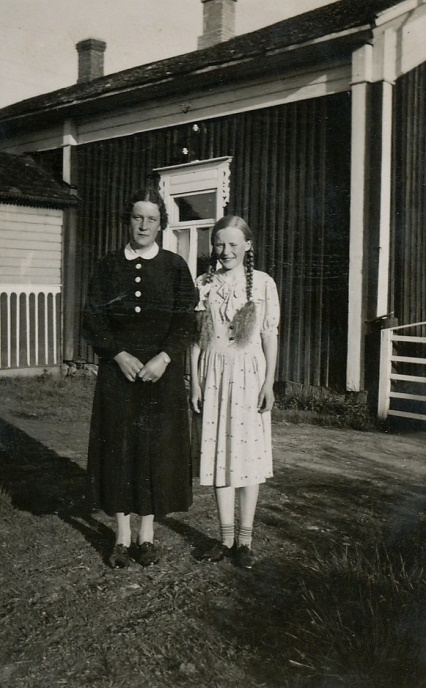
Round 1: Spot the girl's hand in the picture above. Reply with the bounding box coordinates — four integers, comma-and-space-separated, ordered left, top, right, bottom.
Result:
114, 351, 144, 382
257, 383, 275, 413
190, 383, 203, 414
138, 353, 170, 383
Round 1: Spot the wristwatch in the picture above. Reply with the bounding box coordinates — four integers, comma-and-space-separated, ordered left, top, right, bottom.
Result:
161, 352, 171, 364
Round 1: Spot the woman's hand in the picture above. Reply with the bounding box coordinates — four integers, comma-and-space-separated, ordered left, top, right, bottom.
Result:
137, 353, 169, 383
114, 351, 144, 382
257, 382, 275, 413
190, 382, 203, 414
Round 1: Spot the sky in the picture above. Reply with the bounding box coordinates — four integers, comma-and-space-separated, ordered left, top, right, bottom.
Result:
0, 0, 339, 109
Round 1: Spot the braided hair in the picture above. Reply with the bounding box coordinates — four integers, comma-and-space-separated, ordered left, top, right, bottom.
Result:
198, 215, 257, 347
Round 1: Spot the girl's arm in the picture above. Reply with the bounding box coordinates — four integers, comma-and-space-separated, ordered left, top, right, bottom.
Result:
190, 342, 203, 413
258, 332, 278, 413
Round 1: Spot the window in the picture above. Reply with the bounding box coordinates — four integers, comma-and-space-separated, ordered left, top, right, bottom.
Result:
156, 157, 232, 278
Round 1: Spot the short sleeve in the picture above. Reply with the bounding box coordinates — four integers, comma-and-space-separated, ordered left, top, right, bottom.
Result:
260, 274, 280, 336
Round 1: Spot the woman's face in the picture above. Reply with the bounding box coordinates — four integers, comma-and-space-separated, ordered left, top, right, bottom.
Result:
129, 201, 161, 250
213, 226, 251, 272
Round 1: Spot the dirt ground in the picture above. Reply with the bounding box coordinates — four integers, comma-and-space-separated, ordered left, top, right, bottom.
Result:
1, 396, 425, 569
2, 400, 425, 496
1, 385, 426, 688
1, 397, 425, 553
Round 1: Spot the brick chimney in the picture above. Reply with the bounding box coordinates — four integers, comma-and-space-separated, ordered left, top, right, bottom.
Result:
198, 0, 237, 50
76, 38, 107, 83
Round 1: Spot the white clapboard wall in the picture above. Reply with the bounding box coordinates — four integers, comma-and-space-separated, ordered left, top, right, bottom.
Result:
0, 204, 62, 370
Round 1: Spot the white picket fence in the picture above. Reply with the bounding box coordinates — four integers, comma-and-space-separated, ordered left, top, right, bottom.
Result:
0, 285, 61, 370
377, 321, 426, 422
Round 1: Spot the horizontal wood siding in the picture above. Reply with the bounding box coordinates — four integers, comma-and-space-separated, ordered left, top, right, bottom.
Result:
0, 205, 63, 285
0, 205, 63, 369
75, 93, 351, 387
391, 63, 426, 332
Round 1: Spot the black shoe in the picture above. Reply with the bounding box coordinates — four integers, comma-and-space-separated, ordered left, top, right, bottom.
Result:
108, 543, 130, 569
202, 541, 234, 562
235, 545, 255, 569
137, 541, 160, 567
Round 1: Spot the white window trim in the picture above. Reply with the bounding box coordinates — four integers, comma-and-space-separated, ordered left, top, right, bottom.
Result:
155, 157, 232, 278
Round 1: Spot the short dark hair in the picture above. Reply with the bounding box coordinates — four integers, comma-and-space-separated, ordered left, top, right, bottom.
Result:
123, 187, 168, 230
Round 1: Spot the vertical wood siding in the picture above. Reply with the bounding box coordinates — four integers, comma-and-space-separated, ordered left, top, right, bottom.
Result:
391, 63, 426, 334
75, 93, 351, 387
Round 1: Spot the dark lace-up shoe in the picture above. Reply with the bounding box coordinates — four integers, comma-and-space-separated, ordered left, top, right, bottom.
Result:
108, 543, 130, 569
202, 541, 235, 562
137, 542, 160, 567
235, 545, 255, 569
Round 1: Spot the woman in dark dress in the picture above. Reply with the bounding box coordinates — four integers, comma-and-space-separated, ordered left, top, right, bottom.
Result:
83, 187, 197, 568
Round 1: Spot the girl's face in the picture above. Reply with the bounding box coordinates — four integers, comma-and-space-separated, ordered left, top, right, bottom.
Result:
213, 226, 251, 272
129, 201, 161, 250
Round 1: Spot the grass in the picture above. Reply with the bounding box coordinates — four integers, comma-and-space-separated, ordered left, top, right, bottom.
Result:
0, 373, 375, 430
287, 543, 426, 687
0, 375, 425, 687
274, 384, 376, 431
0, 373, 95, 421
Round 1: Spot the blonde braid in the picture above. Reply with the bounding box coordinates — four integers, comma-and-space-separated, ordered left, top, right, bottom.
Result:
196, 247, 216, 347
230, 248, 256, 347
245, 248, 254, 302
205, 247, 217, 284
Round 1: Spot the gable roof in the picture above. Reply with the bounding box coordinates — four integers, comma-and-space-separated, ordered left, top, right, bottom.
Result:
0, 153, 78, 207
0, 0, 404, 129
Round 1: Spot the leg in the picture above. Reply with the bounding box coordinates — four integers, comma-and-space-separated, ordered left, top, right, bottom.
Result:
215, 485, 236, 548
237, 483, 259, 545
136, 514, 159, 567
116, 512, 131, 546
108, 512, 131, 568
137, 514, 155, 545
203, 486, 235, 561
235, 483, 260, 569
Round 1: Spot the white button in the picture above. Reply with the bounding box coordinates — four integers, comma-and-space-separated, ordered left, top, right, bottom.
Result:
135, 306, 141, 313
135, 291, 141, 297
135, 276, 141, 283
136, 263, 142, 270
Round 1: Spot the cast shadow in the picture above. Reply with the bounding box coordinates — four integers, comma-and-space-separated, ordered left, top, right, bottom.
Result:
0, 415, 112, 563
161, 514, 214, 560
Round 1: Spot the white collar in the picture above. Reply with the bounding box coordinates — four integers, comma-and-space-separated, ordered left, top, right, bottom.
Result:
124, 242, 159, 260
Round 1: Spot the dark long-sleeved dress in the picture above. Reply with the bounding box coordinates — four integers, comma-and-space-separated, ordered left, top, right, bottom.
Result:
82, 247, 197, 517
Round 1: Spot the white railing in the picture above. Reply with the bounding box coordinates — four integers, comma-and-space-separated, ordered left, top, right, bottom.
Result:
377, 321, 426, 422
0, 285, 61, 370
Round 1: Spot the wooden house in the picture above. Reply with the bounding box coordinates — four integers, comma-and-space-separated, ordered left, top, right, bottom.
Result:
0, 153, 76, 375
0, 0, 424, 408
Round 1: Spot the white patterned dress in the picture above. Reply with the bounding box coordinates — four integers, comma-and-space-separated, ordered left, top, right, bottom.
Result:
193, 269, 280, 487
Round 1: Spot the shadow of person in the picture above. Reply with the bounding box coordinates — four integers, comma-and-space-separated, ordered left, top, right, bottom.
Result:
161, 514, 214, 560
0, 415, 112, 563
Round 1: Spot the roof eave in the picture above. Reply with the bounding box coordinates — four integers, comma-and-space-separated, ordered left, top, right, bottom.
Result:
0, 24, 373, 135
0, 192, 78, 208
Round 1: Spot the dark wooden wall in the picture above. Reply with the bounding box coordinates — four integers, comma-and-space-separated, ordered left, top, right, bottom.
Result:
391, 62, 426, 333
72, 92, 351, 387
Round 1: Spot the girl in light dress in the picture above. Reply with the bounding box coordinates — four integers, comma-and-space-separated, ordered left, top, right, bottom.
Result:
190, 215, 280, 569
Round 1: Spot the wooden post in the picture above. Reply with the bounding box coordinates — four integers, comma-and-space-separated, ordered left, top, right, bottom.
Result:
373, 31, 396, 318
346, 45, 373, 392
62, 120, 78, 361
377, 327, 393, 419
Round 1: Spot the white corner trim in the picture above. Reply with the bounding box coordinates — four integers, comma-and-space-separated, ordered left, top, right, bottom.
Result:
376, 81, 393, 318
374, 0, 426, 26
347, 81, 369, 392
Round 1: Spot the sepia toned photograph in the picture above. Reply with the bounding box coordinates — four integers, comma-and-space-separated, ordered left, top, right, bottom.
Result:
0, 1, 425, 686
